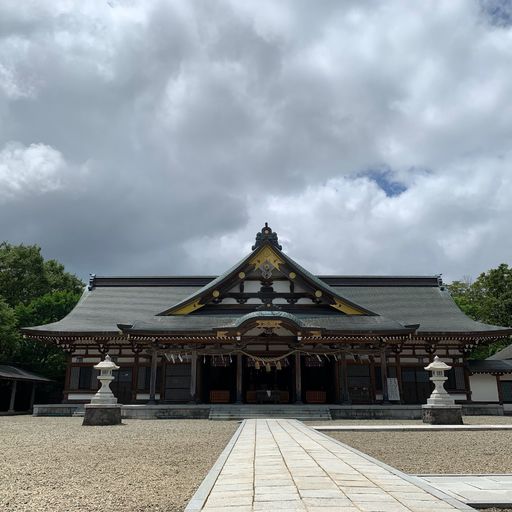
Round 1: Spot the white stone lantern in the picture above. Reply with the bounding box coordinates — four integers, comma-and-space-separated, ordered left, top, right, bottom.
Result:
422, 355, 462, 424
424, 356, 454, 406
90, 354, 120, 405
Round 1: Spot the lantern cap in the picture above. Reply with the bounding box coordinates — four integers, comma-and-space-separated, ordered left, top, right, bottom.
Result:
424, 355, 451, 372
94, 354, 120, 370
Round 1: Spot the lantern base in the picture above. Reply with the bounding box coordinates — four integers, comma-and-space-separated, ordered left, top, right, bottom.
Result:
82, 404, 122, 426
422, 404, 462, 425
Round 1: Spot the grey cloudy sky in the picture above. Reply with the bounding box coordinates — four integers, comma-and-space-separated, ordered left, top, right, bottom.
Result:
1, 0, 511, 282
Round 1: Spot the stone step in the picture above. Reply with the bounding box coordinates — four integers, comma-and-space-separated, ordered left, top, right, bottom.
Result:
209, 405, 332, 420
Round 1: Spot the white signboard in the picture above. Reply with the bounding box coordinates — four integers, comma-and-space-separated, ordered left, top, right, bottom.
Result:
387, 377, 400, 401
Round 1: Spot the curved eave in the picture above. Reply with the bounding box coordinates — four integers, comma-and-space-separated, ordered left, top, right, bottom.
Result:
117, 327, 414, 339
321, 328, 416, 337
21, 327, 122, 339
412, 329, 512, 339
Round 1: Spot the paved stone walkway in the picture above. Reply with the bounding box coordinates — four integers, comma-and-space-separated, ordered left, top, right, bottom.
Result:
186, 419, 473, 511
313, 424, 512, 432
417, 475, 512, 508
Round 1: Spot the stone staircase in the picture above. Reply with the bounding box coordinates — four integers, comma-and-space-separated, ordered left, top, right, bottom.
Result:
208, 404, 332, 421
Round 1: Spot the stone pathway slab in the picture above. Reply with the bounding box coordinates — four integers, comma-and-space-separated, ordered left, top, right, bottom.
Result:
417, 474, 512, 507
186, 419, 474, 511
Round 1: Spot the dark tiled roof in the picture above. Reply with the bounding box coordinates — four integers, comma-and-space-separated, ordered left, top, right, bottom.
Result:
23, 286, 198, 334
333, 286, 508, 334
487, 344, 512, 360
468, 360, 512, 374
22, 280, 512, 337
0, 365, 51, 382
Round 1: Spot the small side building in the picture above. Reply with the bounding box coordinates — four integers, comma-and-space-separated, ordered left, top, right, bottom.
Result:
0, 365, 51, 414
468, 346, 512, 414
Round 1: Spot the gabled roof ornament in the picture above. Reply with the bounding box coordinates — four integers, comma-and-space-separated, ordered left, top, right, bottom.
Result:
252, 222, 282, 251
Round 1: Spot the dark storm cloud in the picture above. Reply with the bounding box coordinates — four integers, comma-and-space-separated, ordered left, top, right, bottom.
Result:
0, 0, 511, 282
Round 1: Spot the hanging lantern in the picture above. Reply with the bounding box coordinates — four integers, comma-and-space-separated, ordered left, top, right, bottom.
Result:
265, 363, 271, 372
255, 360, 261, 370
276, 361, 282, 370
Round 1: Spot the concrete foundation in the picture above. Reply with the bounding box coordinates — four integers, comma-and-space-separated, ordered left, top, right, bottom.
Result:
33, 402, 504, 420
82, 404, 122, 426
422, 405, 463, 425
462, 403, 504, 416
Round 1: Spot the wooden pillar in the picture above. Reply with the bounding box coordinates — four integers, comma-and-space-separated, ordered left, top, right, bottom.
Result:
334, 358, 341, 403
8, 380, 17, 412
340, 352, 351, 404
64, 352, 72, 402
132, 354, 139, 403
190, 350, 198, 403
148, 347, 158, 404
463, 355, 472, 402
236, 354, 243, 403
197, 355, 203, 403
294, 352, 302, 403
395, 352, 404, 404
29, 383, 36, 412
369, 357, 376, 404
380, 347, 389, 403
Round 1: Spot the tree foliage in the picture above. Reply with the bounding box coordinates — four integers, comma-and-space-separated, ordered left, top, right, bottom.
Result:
0, 297, 20, 362
448, 263, 512, 359
0, 243, 83, 380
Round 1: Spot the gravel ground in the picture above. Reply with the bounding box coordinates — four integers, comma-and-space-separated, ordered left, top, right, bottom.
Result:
327, 429, 512, 474
0, 416, 236, 512
307, 415, 512, 425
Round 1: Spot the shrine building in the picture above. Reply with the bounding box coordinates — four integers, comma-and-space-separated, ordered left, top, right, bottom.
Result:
22, 224, 512, 408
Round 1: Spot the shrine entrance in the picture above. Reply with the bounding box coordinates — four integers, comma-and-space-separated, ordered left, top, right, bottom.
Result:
243, 356, 293, 404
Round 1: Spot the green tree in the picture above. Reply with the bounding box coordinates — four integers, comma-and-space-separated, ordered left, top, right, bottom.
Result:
449, 263, 512, 359
43, 259, 83, 295
0, 243, 83, 306
0, 243, 48, 306
0, 298, 20, 361
0, 243, 83, 381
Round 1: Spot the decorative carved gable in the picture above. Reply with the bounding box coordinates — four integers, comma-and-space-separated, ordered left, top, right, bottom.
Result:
163, 224, 373, 316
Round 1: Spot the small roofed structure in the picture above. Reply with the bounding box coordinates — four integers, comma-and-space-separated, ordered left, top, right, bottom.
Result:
0, 365, 51, 414
467, 344, 512, 413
